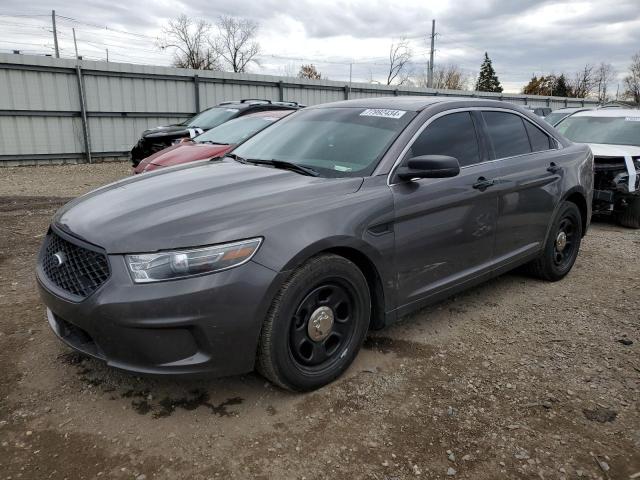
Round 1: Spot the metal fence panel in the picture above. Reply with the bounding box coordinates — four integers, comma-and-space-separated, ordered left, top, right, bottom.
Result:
0, 52, 600, 166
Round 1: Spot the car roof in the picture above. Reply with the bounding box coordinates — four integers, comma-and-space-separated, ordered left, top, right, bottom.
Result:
214, 99, 301, 110
244, 110, 295, 119
571, 108, 640, 118
310, 96, 527, 112
551, 107, 589, 113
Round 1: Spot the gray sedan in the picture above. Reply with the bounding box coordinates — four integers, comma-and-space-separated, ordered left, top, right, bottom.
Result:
37, 97, 593, 391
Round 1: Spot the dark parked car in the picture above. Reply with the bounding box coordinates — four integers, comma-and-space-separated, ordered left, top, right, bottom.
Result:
38, 97, 593, 391
130, 99, 300, 166
133, 110, 294, 174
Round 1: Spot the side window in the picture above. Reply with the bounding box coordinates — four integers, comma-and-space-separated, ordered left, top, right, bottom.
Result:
483, 111, 532, 159
408, 112, 480, 167
524, 120, 554, 152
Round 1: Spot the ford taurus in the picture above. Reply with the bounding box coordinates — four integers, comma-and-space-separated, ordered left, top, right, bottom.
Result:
37, 97, 593, 391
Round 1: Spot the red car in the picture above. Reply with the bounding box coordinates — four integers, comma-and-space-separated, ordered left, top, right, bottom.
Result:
133, 110, 294, 174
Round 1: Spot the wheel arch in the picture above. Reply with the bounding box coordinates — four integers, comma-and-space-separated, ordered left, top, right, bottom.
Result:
278, 237, 390, 331
562, 188, 589, 237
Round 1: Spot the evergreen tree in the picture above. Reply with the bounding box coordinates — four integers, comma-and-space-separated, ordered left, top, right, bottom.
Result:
554, 74, 572, 97
475, 52, 503, 93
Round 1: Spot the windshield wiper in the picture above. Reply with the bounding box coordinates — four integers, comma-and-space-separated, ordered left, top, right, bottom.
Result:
248, 159, 319, 177
198, 140, 225, 145
223, 152, 249, 164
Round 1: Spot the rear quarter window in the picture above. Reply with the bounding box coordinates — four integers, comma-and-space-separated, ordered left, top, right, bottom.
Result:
524, 121, 554, 152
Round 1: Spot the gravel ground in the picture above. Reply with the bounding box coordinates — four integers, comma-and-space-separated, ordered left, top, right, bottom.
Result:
0, 163, 639, 480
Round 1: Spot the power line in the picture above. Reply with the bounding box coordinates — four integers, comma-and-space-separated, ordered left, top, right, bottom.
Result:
55, 15, 158, 40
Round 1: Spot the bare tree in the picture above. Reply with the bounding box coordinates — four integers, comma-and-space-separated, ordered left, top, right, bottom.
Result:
160, 15, 219, 70
594, 62, 615, 103
386, 39, 412, 85
433, 64, 468, 90
298, 64, 322, 80
624, 52, 640, 104
212, 15, 260, 73
570, 64, 596, 98
411, 64, 469, 91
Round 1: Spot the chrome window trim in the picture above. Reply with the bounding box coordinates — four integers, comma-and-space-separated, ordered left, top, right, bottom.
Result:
387, 106, 562, 186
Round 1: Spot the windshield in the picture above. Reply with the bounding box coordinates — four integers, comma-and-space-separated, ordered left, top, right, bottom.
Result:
232, 107, 416, 177
544, 112, 569, 125
556, 115, 640, 146
195, 116, 279, 145
185, 107, 239, 129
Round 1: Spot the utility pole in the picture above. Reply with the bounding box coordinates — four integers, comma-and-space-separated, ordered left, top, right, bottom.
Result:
106, 48, 109, 62
427, 19, 436, 88
72, 28, 79, 59
51, 10, 60, 58
348, 62, 353, 99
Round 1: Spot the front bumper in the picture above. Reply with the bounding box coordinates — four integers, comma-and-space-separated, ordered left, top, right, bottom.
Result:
38, 253, 284, 377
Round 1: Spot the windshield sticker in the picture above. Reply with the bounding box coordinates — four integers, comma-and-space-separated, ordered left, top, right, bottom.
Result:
625, 116, 640, 122
360, 108, 407, 119
334, 165, 352, 172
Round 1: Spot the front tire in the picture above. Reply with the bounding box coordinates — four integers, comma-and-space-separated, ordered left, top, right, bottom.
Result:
524, 201, 583, 282
257, 254, 371, 391
618, 197, 640, 229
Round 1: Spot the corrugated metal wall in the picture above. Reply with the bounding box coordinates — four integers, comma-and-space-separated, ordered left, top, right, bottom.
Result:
0, 53, 600, 166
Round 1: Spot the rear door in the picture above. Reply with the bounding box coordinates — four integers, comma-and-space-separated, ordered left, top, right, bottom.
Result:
390, 111, 499, 309
480, 110, 562, 264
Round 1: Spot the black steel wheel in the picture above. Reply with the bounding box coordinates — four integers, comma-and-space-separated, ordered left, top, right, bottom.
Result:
257, 254, 371, 391
524, 201, 583, 282
552, 216, 579, 270
289, 281, 358, 370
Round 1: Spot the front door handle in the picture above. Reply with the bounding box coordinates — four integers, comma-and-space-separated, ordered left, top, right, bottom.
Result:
472, 177, 495, 191
547, 162, 562, 174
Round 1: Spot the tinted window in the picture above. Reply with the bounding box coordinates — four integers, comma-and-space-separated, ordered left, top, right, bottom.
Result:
483, 112, 532, 158
408, 112, 480, 167
524, 121, 552, 152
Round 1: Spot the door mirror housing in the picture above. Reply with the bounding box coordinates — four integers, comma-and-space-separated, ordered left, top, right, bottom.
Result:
396, 155, 461, 180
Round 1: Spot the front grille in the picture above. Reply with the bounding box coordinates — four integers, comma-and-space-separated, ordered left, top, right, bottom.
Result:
41, 231, 110, 299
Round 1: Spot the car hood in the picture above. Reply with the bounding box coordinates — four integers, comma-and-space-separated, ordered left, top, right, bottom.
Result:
54, 159, 364, 254
587, 143, 640, 157
142, 124, 191, 138
133, 143, 231, 173
148, 143, 231, 166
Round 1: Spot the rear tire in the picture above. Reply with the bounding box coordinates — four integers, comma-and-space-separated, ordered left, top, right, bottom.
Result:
524, 201, 582, 282
618, 197, 640, 229
257, 254, 371, 391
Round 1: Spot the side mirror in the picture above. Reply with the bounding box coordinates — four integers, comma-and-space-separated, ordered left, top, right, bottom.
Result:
396, 155, 461, 180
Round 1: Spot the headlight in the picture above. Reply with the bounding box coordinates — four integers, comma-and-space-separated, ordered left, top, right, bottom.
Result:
126, 238, 262, 283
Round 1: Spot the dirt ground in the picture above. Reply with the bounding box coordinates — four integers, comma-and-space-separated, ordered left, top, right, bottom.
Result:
1, 163, 639, 480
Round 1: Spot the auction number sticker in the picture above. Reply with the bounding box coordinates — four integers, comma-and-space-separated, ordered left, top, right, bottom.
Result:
625, 116, 640, 122
360, 108, 406, 119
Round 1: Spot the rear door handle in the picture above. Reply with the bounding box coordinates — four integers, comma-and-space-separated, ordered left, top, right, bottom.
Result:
547, 162, 562, 174
472, 177, 495, 191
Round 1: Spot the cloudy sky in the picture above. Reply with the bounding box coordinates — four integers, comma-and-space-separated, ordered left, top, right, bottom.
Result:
1, 0, 639, 93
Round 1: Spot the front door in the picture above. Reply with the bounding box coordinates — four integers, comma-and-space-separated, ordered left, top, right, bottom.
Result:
390, 111, 499, 310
